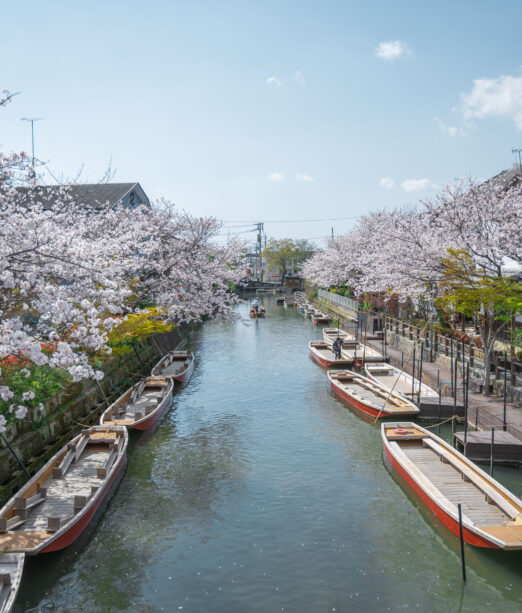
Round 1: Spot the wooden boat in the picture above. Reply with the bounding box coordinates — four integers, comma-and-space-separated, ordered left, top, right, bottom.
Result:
304, 308, 314, 318
382, 422, 522, 549
365, 363, 438, 399
327, 370, 419, 419
0, 426, 128, 555
309, 341, 353, 368
151, 350, 195, 383
100, 377, 174, 430
249, 307, 265, 318
0, 553, 24, 613
322, 328, 352, 344
338, 340, 383, 364
276, 296, 285, 304
312, 312, 331, 325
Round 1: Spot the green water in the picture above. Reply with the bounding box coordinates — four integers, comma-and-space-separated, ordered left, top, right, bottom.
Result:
17, 297, 522, 612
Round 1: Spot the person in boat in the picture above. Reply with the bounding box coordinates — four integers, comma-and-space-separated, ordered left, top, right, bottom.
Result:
252, 298, 260, 313
332, 336, 343, 360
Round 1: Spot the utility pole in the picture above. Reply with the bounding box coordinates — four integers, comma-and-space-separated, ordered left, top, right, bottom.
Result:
513, 148, 522, 170
21, 117, 44, 176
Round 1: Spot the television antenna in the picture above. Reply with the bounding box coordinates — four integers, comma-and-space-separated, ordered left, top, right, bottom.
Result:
512, 148, 522, 170
21, 117, 44, 175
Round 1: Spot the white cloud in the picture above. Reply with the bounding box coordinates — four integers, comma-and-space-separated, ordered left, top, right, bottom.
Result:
268, 172, 283, 181
434, 117, 461, 137
379, 177, 394, 189
375, 40, 412, 62
296, 173, 314, 182
460, 74, 522, 130
294, 70, 306, 86
266, 76, 282, 87
401, 178, 437, 193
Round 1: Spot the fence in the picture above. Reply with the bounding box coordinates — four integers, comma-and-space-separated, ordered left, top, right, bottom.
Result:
385, 316, 521, 389
318, 289, 360, 318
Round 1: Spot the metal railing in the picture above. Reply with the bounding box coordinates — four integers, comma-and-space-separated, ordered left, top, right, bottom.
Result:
318, 289, 360, 315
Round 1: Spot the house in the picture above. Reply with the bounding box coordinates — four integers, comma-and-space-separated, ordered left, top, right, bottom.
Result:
16, 182, 151, 210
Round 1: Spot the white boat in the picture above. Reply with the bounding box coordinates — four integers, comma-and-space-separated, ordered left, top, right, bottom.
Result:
0, 553, 24, 613
365, 362, 438, 399
322, 328, 352, 344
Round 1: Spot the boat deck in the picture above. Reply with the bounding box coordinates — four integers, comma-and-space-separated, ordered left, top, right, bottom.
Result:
160, 361, 187, 376
371, 373, 414, 395
118, 389, 164, 421
401, 445, 509, 526
336, 378, 410, 412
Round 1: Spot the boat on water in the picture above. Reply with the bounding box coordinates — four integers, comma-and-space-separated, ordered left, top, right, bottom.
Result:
309, 341, 354, 368
327, 370, 419, 419
0, 553, 24, 613
382, 422, 522, 549
338, 340, 383, 364
0, 426, 128, 555
276, 296, 285, 304
322, 328, 352, 344
100, 377, 174, 430
151, 350, 195, 383
249, 307, 265, 318
304, 307, 314, 318
283, 298, 295, 307
312, 312, 331, 325
365, 363, 438, 399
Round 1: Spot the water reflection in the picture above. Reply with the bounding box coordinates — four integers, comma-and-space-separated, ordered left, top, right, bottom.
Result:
17, 296, 522, 612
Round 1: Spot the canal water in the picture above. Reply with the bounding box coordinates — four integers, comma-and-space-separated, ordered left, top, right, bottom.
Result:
19, 296, 522, 612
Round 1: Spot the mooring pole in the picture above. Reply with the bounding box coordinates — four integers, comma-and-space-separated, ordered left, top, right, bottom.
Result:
490, 428, 495, 476
436, 369, 440, 392
457, 504, 467, 582
463, 364, 469, 452
450, 339, 453, 396
401, 351, 404, 370
1, 434, 31, 478
418, 342, 424, 402
503, 351, 507, 432
438, 384, 442, 436
411, 347, 416, 398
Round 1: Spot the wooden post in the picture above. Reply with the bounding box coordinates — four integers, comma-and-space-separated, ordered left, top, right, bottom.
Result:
450, 339, 454, 397
438, 386, 442, 437
503, 351, 508, 432
436, 369, 440, 392
418, 342, 424, 402
401, 351, 404, 370
411, 347, 416, 398
457, 504, 467, 582
490, 428, 495, 476
463, 363, 469, 452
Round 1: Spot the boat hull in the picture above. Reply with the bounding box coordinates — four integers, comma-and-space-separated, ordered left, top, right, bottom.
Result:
40, 450, 127, 554
328, 377, 386, 419
175, 357, 195, 384
131, 392, 172, 430
383, 443, 500, 549
309, 348, 352, 369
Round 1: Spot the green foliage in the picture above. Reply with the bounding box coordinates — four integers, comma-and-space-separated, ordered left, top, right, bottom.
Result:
0, 364, 71, 416
105, 307, 175, 357
262, 239, 300, 282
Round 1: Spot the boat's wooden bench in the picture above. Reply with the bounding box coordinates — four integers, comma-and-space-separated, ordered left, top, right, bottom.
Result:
96, 436, 123, 478
52, 432, 90, 478
0, 570, 12, 605
0, 514, 27, 533
47, 485, 100, 532
423, 438, 520, 520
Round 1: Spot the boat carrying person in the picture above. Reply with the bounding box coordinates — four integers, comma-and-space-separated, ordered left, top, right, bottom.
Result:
252, 298, 260, 313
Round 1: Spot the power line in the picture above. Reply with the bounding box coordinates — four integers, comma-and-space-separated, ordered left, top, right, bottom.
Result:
222, 215, 360, 224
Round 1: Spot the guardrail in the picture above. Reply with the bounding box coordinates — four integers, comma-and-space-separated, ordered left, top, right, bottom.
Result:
318, 289, 360, 316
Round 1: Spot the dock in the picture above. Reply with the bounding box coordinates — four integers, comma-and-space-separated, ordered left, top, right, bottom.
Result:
417, 397, 465, 421
453, 429, 522, 464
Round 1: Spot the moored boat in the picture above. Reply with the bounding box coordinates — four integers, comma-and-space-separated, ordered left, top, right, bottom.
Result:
382, 422, 522, 549
276, 296, 285, 304
151, 350, 195, 383
327, 370, 419, 419
304, 308, 314, 318
339, 340, 383, 364
0, 426, 128, 555
322, 328, 352, 344
365, 363, 438, 399
309, 341, 353, 368
0, 553, 24, 613
100, 377, 174, 430
312, 312, 331, 325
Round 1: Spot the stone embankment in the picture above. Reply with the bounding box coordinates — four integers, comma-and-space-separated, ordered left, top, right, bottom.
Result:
0, 327, 190, 505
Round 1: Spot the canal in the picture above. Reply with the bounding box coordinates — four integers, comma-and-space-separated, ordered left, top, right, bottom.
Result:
19, 296, 522, 612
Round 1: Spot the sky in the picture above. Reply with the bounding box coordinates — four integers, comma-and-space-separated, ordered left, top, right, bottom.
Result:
1, 0, 521, 247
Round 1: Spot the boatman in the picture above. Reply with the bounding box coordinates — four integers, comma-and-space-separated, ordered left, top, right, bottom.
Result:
332, 336, 343, 360
252, 298, 260, 313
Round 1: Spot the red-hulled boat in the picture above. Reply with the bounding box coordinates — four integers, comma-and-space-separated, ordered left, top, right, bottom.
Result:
312, 312, 331, 325
151, 351, 195, 384
327, 370, 419, 420
382, 422, 522, 549
100, 377, 173, 430
0, 426, 128, 555
0, 553, 24, 613
309, 341, 353, 368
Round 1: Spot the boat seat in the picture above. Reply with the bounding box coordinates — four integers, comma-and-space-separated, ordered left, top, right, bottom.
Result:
14, 488, 47, 512
97, 443, 118, 478
52, 447, 76, 479
0, 513, 27, 533
423, 438, 520, 520
74, 495, 88, 513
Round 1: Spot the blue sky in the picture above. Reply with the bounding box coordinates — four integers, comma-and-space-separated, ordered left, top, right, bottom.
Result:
1, 0, 521, 245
